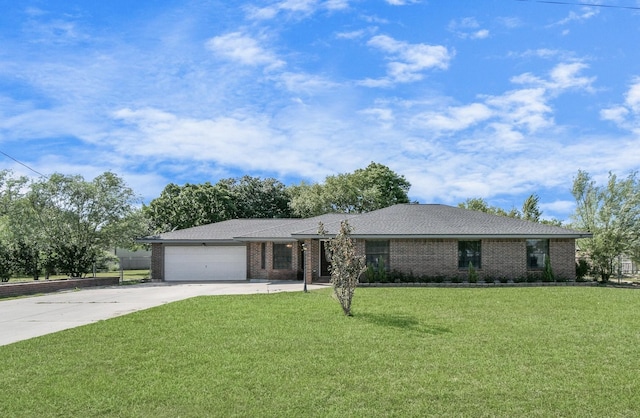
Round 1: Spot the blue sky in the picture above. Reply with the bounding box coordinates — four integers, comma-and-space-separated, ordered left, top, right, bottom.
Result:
1, 0, 639, 220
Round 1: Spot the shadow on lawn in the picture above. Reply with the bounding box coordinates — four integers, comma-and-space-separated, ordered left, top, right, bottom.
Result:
356, 312, 451, 335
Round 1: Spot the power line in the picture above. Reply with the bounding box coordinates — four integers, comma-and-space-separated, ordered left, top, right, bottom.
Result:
0, 149, 48, 178
516, 0, 640, 10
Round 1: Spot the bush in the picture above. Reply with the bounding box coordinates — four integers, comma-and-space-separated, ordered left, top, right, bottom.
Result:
576, 259, 590, 281
468, 262, 478, 283
542, 257, 555, 282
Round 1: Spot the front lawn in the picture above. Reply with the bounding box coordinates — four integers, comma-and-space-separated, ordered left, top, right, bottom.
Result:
1, 287, 639, 416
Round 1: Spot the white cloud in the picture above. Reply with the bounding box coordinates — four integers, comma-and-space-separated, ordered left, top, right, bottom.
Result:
415, 103, 492, 132
385, 0, 421, 5
554, 7, 599, 26
359, 107, 395, 129
471, 29, 490, 40
206, 32, 285, 69
246, 0, 349, 20
485, 87, 552, 133
276, 72, 339, 94
448, 17, 489, 40
336, 29, 368, 39
624, 79, 640, 112
496, 16, 521, 29
541, 200, 575, 216
364, 34, 452, 85
600, 77, 640, 133
511, 62, 595, 93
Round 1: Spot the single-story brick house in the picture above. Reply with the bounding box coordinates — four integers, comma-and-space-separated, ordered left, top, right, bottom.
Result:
138, 204, 591, 283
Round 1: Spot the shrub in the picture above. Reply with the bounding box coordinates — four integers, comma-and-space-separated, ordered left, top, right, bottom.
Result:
543, 256, 554, 282
468, 262, 478, 283
576, 259, 590, 282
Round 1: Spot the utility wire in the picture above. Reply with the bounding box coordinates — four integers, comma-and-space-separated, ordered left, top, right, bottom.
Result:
516, 0, 640, 10
0, 149, 48, 178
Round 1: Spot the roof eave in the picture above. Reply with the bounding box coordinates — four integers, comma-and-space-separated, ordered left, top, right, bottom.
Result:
135, 238, 241, 245
292, 233, 593, 239
233, 237, 298, 243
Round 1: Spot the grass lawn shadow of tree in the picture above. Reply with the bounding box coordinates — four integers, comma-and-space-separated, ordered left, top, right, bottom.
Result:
355, 312, 452, 336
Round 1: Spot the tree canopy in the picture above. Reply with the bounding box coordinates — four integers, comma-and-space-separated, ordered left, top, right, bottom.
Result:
145, 163, 410, 231
458, 194, 560, 226
1, 171, 145, 279
571, 170, 640, 282
289, 162, 411, 217
144, 176, 292, 233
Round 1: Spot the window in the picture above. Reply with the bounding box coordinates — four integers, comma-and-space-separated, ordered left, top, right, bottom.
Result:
366, 240, 390, 270
273, 243, 292, 269
458, 241, 481, 269
260, 242, 266, 269
527, 239, 549, 269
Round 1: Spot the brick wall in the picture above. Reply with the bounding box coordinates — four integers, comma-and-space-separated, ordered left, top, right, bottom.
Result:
0, 277, 120, 298
247, 241, 301, 281
383, 238, 577, 281
482, 239, 527, 280
550, 239, 576, 280
390, 239, 458, 277
247, 242, 267, 280
150, 243, 164, 281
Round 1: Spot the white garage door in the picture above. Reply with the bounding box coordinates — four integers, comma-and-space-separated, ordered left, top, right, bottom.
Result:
164, 245, 247, 281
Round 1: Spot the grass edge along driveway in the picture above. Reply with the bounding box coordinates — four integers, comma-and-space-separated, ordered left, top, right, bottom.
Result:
1, 287, 639, 417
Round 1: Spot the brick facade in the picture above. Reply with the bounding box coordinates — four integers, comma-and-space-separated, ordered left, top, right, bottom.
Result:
381, 238, 575, 281
150, 237, 577, 282
482, 239, 527, 280
150, 243, 164, 281
246, 241, 302, 281
550, 239, 576, 280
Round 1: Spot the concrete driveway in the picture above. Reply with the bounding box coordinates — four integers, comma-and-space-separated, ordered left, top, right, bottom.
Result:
0, 281, 326, 346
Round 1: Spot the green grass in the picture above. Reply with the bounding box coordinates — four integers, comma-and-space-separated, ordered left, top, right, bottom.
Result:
1, 287, 639, 417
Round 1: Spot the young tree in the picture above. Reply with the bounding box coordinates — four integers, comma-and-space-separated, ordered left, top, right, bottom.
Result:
571, 170, 640, 282
318, 220, 367, 316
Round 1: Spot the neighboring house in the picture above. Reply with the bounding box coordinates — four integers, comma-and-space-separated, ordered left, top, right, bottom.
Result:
137, 204, 591, 283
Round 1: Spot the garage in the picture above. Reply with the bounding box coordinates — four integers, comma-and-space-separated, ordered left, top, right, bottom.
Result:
164, 245, 247, 281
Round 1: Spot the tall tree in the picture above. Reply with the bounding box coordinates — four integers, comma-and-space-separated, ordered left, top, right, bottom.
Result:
458, 198, 518, 217
144, 182, 235, 232
0, 170, 30, 279
25, 172, 146, 277
571, 170, 640, 282
287, 182, 328, 218
221, 176, 292, 218
459, 194, 552, 224
289, 162, 411, 217
521, 194, 542, 222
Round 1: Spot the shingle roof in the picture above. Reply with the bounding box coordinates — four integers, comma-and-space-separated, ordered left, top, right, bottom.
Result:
292, 204, 591, 238
139, 219, 292, 243
138, 214, 357, 243
139, 204, 591, 243
234, 213, 355, 241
